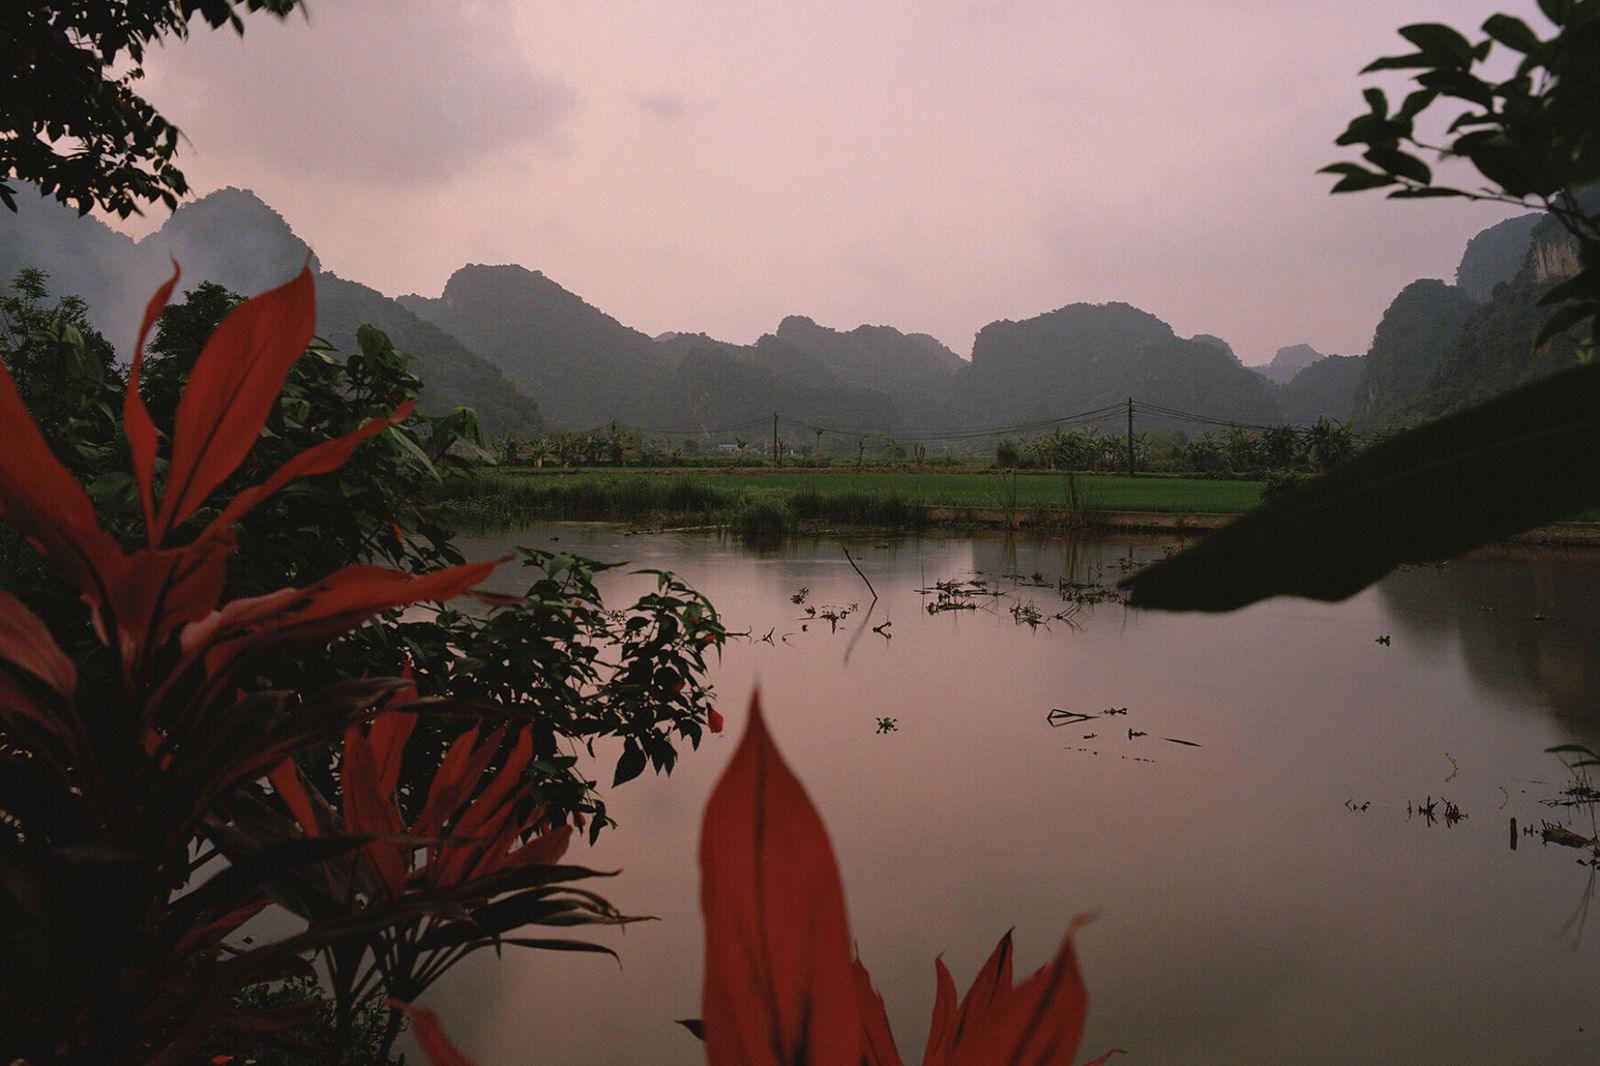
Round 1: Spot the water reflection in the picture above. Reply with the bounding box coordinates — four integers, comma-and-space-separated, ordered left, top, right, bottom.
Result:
1377, 548, 1600, 745
426, 525, 1600, 1066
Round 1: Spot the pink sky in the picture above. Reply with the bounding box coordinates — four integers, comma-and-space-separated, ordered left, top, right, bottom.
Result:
105, 0, 1548, 365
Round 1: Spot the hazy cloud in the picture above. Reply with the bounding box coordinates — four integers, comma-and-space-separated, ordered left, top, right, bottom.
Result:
141, 0, 579, 187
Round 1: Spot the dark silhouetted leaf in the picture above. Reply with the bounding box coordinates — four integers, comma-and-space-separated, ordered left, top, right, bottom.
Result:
1483, 13, 1545, 54
1121, 362, 1600, 612
612, 740, 647, 787
1398, 22, 1476, 67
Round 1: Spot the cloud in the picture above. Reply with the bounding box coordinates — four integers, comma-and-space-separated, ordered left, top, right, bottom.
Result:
140, 0, 579, 187
630, 91, 696, 122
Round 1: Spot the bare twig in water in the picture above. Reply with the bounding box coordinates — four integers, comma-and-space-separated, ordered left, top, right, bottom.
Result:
843, 546, 877, 601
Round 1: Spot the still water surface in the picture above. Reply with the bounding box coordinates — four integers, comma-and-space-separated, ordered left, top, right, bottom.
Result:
425, 523, 1600, 1065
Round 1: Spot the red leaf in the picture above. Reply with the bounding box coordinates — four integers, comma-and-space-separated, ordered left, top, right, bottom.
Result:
152, 265, 317, 541
267, 760, 321, 838
928, 928, 1090, 1066
708, 707, 724, 733
0, 590, 77, 700
699, 693, 860, 1066
923, 956, 958, 1065
504, 822, 573, 870
388, 1001, 479, 1066
367, 706, 417, 798
414, 724, 496, 839
0, 355, 124, 611
853, 957, 907, 1066
201, 399, 419, 539
124, 261, 181, 537
192, 558, 504, 692
435, 728, 536, 885
340, 726, 409, 897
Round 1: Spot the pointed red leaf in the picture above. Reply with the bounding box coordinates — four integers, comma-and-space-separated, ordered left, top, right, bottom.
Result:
0, 358, 124, 609
0, 671, 73, 746
152, 265, 317, 541
852, 957, 907, 1066
504, 822, 574, 870
193, 558, 504, 692
367, 705, 417, 798
948, 932, 1016, 1048
937, 929, 1090, 1066
340, 726, 409, 897
201, 400, 419, 539
124, 262, 181, 538
267, 760, 322, 838
923, 956, 959, 1066
700, 693, 860, 1066
388, 1002, 480, 1066
0, 590, 77, 699
435, 728, 536, 885
414, 724, 494, 839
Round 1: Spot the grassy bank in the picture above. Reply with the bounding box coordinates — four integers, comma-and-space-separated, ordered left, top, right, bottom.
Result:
439, 468, 1265, 534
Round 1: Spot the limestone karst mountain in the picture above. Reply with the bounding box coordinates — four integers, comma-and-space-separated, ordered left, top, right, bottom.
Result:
1254, 343, 1325, 386
957, 301, 1282, 429
1348, 279, 1480, 428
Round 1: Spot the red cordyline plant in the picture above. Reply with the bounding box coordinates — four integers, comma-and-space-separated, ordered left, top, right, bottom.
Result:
0, 264, 614, 1066
395, 694, 1122, 1066
244, 687, 629, 1054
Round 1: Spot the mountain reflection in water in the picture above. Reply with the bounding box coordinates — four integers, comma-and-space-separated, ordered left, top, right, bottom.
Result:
1377, 548, 1600, 745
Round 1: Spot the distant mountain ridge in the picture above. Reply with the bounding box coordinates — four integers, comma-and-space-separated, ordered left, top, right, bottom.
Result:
5, 183, 1583, 444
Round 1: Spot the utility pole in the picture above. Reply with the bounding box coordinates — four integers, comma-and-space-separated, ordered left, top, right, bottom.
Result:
773, 412, 780, 468
1126, 397, 1135, 477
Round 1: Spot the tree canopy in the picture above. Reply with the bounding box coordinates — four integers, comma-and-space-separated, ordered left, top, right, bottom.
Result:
1, 0, 306, 217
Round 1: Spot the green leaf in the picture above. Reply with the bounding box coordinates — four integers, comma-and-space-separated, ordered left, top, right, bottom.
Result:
1399, 23, 1478, 67
1482, 14, 1544, 55
1388, 186, 1468, 199
1119, 362, 1600, 612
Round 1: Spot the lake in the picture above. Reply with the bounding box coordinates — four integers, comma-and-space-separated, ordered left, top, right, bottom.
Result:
420, 522, 1600, 1065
